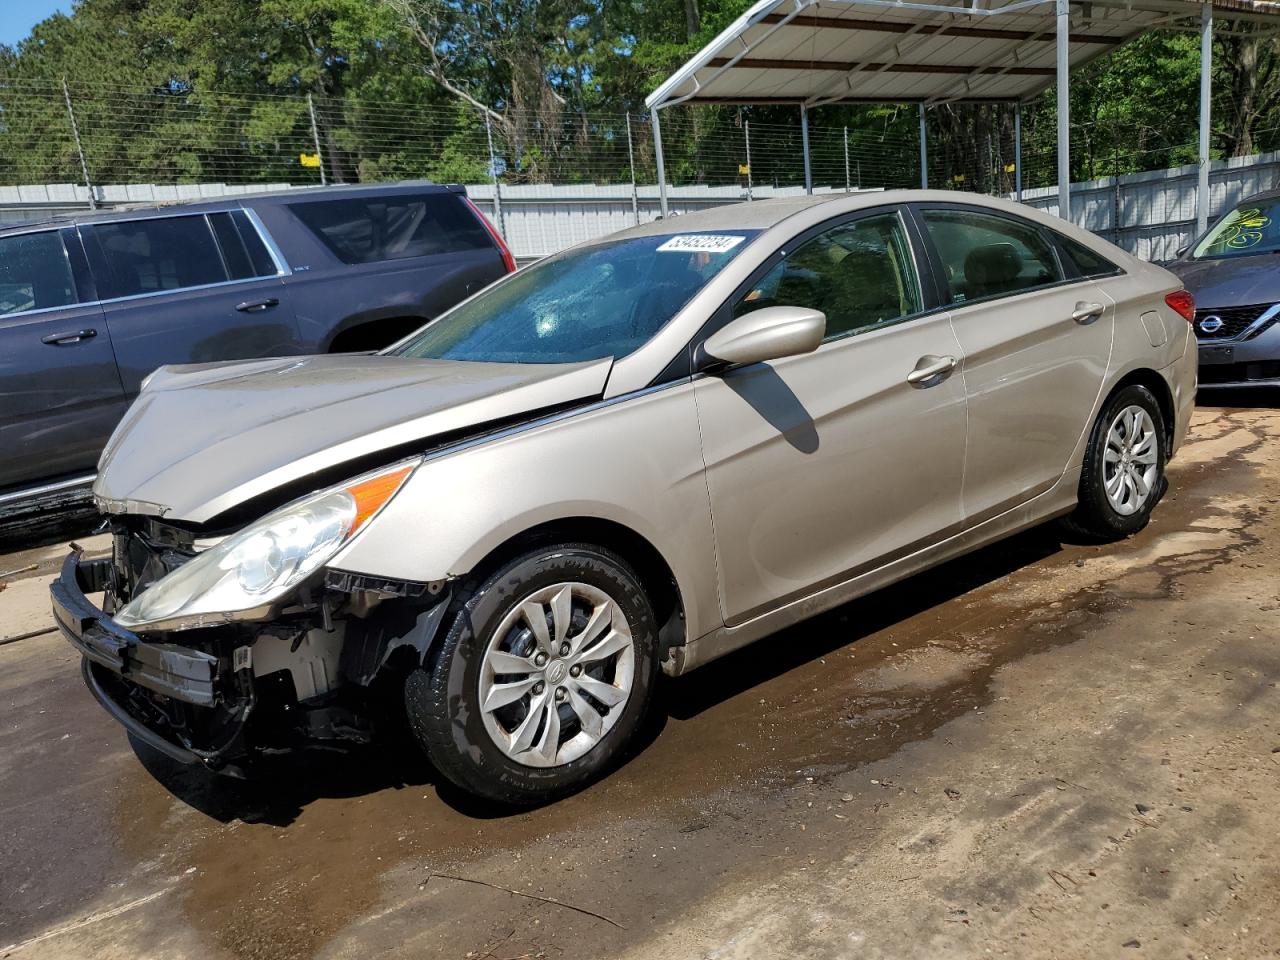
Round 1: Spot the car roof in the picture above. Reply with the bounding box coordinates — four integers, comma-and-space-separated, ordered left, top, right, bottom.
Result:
0, 181, 462, 232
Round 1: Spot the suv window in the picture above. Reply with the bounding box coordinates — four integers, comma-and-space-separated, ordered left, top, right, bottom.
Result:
209, 211, 278, 279
0, 230, 77, 315
95, 216, 226, 296
289, 193, 492, 265
921, 208, 1062, 304
734, 212, 923, 340
1056, 233, 1120, 278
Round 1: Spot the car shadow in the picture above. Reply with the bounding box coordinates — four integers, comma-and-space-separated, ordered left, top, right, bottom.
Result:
1195, 386, 1280, 410
132, 521, 1067, 825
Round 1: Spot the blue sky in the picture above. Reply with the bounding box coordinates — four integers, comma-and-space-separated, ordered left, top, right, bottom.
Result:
0, 0, 71, 47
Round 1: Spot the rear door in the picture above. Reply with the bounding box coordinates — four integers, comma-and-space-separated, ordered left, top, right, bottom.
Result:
912, 204, 1113, 524
82, 211, 302, 395
0, 226, 125, 490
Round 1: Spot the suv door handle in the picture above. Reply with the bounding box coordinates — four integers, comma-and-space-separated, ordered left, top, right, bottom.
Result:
41, 328, 97, 345
235, 297, 279, 313
1072, 301, 1105, 324
906, 354, 957, 387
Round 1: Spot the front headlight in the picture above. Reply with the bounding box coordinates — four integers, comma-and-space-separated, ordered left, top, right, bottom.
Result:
115, 460, 418, 632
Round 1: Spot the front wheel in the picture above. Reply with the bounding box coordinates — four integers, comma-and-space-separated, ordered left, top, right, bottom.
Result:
404, 544, 658, 804
1063, 384, 1167, 541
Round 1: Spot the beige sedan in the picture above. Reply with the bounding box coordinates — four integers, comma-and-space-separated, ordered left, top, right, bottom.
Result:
55, 191, 1197, 803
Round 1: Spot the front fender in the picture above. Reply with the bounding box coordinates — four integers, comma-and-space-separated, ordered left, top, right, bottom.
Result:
329, 381, 723, 643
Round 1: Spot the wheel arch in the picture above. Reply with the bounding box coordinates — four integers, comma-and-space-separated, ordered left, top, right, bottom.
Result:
1106, 367, 1176, 451
459, 516, 688, 660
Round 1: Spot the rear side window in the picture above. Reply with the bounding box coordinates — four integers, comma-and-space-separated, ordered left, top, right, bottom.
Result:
1056, 233, 1120, 278
921, 208, 1063, 304
94, 216, 227, 296
0, 230, 77, 315
209, 211, 279, 279
288, 193, 493, 265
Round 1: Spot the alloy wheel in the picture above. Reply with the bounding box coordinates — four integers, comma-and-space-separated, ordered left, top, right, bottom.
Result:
1103, 404, 1159, 517
477, 582, 636, 768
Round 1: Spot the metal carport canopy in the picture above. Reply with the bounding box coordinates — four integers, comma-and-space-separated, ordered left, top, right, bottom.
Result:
645, 0, 1280, 224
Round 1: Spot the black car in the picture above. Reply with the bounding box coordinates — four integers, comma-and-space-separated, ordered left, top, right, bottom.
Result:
1168, 188, 1280, 388
0, 182, 514, 511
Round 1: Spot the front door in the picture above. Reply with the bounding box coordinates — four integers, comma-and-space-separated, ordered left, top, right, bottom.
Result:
913, 205, 1114, 523
693, 210, 968, 626
82, 212, 302, 395
0, 227, 125, 491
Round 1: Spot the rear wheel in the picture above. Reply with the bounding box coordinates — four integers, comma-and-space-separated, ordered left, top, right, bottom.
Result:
404, 544, 658, 804
1063, 384, 1167, 541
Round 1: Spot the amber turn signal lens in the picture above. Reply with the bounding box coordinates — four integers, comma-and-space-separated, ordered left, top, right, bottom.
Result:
347, 464, 415, 534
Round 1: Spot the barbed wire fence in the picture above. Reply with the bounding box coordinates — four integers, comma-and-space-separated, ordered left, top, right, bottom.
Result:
1, 77, 1277, 259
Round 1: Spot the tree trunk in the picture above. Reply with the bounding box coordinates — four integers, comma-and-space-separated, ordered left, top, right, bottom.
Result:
685, 0, 700, 39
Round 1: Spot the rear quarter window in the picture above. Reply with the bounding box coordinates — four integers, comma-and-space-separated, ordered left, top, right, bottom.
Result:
288, 193, 493, 265
1056, 233, 1122, 278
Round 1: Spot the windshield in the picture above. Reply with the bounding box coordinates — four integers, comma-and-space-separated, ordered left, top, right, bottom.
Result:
1192, 198, 1280, 259
390, 231, 759, 363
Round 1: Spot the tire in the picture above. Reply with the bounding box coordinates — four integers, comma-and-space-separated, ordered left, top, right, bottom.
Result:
404, 543, 659, 805
1062, 383, 1167, 541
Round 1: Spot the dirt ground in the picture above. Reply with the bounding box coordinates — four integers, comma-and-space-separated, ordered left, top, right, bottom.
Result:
1, 399, 1278, 960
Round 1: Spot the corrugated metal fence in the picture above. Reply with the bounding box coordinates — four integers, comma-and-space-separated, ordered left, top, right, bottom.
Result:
1018, 149, 1280, 261
3, 149, 1278, 263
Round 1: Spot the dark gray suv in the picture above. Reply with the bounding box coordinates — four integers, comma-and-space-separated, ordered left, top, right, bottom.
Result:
0, 182, 513, 511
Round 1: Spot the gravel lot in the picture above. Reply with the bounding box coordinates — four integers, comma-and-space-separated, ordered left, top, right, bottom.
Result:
2, 400, 1278, 960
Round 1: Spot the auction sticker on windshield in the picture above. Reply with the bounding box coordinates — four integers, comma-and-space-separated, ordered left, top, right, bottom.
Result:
656, 234, 747, 253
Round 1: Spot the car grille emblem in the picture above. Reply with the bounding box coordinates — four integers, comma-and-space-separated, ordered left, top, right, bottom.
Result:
1198, 315, 1224, 335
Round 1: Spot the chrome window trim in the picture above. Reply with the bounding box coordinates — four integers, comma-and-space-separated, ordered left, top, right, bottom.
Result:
1196, 302, 1280, 343
239, 206, 292, 276
95, 273, 282, 308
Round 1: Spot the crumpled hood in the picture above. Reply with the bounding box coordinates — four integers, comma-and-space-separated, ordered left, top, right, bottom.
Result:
95, 353, 613, 523
1168, 254, 1280, 309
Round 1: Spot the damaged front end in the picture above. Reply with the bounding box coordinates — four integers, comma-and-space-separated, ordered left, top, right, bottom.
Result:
51, 461, 451, 775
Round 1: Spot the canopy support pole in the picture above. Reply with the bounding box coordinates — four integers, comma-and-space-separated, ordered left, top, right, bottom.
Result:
1055, 0, 1071, 220
800, 104, 813, 194
918, 104, 928, 189
1197, 3, 1213, 235
652, 110, 669, 217
1014, 101, 1023, 201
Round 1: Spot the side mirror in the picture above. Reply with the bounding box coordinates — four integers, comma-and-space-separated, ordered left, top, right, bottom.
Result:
1176, 245, 1189, 258
703, 306, 826, 368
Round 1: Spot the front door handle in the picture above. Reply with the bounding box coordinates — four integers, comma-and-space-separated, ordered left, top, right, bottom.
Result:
906, 354, 957, 387
41, 328, 97, 345
235, 297, 280, 313
1072, 301, 1105, 324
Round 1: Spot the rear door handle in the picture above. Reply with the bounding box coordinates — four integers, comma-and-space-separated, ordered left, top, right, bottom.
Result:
41, 328, 97, 345
906, 354, 957, 387
1072, 301, 1105, 324
235, 297, 279, 313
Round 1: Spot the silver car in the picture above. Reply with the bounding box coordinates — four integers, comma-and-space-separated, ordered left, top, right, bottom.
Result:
52, 191, 1197, 803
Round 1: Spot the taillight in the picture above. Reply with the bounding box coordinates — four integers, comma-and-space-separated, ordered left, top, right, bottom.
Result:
462, 196, 517, 274
1165, 289, 1196, 323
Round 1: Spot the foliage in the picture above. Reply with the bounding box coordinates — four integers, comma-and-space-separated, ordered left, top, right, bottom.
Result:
0, 0, 1277, 190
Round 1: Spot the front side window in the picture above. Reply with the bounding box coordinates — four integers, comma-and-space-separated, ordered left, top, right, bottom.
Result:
734, 212, 923, 340
94, 216, 226, 296
392, 231, 759, 364
922, 208, 1062, 304
289, 193, 492, 265
0, 230, 77, 316
1192, 198, 1280, 259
